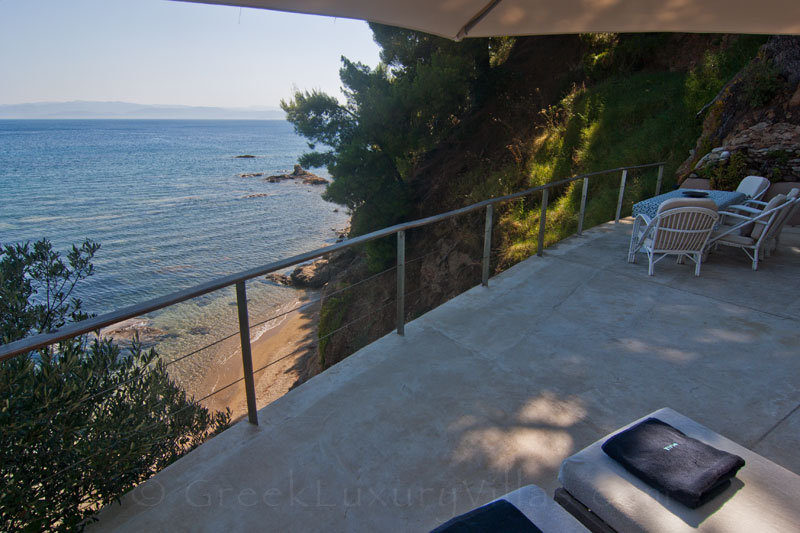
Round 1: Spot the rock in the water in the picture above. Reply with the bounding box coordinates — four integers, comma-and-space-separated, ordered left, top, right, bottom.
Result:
302, 175, 328, 185
265, 273, 292, 286
98, 317, 167, 350
235, 154, 256, 158
265, 165, 329, 185
240, 172, 264, 178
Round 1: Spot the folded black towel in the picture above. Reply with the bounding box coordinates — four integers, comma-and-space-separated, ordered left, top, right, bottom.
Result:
602, 417, 745, 508
431, 499, 542, 533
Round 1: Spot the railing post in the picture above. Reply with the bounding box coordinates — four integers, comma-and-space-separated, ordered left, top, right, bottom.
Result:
577, 177, 589, 236
482, 204, 493, 287
537, 189, 549, 257
235, 281, 258, 426
396, 230, 405, 336
615, 169, 628, 224
655, 164, 664, 196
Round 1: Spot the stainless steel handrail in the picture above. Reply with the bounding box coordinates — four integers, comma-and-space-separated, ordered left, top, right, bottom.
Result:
0, 161, 664, 366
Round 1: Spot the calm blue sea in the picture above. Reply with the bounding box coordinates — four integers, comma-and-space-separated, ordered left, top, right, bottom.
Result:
0, 119, 348, 387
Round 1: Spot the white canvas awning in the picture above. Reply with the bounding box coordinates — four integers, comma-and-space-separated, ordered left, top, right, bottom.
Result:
177, 0, 800, 40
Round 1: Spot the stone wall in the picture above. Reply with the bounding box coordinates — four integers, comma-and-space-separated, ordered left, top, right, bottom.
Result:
679, 36, 800, 187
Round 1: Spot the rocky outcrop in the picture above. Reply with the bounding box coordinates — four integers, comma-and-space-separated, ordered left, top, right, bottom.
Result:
290, 259, 332, 289
265, 258, 336, 290
687, 127, 800, 184
265, 272, 292, 286
679, 36, 800, 186
240, 172, 264, 178
265, 164, 329, 185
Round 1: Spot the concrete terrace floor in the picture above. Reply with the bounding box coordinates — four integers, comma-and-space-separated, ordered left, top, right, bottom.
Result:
95, 220, 800, 532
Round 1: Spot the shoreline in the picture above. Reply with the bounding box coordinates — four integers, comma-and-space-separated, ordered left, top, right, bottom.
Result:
97, 245, 349, 424
196, 292, 320, 421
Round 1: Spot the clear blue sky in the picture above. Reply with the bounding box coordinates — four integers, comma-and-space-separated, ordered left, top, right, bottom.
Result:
0, 0, 381, 108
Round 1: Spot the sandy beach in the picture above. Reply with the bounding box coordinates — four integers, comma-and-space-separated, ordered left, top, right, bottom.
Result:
195, 293, 320, 421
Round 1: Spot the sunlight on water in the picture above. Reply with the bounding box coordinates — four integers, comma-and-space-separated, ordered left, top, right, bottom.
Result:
1, 119, 349, 396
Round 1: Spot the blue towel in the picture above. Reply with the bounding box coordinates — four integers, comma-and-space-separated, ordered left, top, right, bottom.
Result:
602, 418, 745, 508
431, 499, 542, 532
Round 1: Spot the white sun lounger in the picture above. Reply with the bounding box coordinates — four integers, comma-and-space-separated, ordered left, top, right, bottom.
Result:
555, 408, 800, 532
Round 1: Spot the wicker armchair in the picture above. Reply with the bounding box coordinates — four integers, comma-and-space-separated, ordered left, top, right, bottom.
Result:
725, 188, 799, 255
628, 198, 719, 276
708, 194, 797, 270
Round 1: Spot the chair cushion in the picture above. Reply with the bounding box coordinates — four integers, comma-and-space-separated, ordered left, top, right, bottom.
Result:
751, 194, 786, 240
652, 199, 718, 251
558, 408, 800, 533
736, 176, 770, 199
656, 198, 717, 214
763, 182, 800, 225
713, 232, 755, 246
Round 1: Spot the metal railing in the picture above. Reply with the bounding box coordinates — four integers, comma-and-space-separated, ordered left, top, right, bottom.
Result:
0, 161, 665, 425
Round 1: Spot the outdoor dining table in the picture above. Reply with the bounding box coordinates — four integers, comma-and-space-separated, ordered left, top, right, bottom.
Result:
632, 189, 748, 219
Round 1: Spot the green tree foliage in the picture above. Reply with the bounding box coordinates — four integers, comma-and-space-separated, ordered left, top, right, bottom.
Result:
0, 239, 230, 531
282, 24, 495, 257
684, 35, 768, 113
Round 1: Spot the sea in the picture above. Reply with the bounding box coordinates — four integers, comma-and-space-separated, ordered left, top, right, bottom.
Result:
0, 119, 349, 392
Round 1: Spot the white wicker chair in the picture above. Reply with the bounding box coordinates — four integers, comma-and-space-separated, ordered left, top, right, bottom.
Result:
726, 188, 799, 255
628, 198, 719, 276
708, 194, 796, 270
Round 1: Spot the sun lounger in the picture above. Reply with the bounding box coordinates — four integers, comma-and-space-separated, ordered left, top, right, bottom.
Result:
431, 484, 587, 532
555, 408, 800, 532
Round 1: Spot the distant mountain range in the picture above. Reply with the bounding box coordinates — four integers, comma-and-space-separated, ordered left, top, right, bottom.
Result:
0, 101, 286, 120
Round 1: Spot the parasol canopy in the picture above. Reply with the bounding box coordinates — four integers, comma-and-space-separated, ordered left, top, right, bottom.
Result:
177, 0, 800, 40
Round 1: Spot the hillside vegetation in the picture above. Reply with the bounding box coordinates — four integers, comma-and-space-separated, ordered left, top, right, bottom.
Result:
282, 30, 769, 379
497, 34, 766, 264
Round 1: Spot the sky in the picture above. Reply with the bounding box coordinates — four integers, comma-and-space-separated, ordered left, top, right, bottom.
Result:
0, 0, 382, 108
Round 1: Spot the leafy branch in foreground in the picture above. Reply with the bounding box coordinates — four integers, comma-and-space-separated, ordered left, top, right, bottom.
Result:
0, 239, 230, 531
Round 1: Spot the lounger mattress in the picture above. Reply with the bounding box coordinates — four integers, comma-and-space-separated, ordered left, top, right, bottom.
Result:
558, 407, 800, 532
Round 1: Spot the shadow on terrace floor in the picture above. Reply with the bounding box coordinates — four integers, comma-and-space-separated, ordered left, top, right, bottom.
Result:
93, 220, 800, 532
